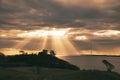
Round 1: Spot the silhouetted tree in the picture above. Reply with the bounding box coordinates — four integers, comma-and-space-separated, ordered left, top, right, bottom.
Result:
38, 49, 48, 56
102, 60, 115, 72
50, 50, 56, 57
19, 50, 28, 55
19, 50, 25, 54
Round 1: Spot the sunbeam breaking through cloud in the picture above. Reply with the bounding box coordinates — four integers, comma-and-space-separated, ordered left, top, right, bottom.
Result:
0, 0, 120, 56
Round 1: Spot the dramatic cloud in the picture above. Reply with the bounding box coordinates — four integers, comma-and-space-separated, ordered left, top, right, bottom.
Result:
0, 0, 120, 55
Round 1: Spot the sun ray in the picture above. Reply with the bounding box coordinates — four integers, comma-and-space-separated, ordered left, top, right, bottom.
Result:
42, 36, 53, 50
44, 36, 80, 56
51, 37, 68, 55
14, 38, 32, 50
13, 28, 80, 56
62, 37, 80, 55
40, 36, 49, 50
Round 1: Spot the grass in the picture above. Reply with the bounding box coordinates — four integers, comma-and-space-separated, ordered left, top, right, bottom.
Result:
0, 67, 120, 80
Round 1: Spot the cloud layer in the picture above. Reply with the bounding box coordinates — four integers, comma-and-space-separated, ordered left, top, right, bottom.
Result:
0, 0, 120, 30
0, 0, 120, 55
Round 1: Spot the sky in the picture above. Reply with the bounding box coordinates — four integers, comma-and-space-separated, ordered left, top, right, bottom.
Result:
0, 0, 120, 55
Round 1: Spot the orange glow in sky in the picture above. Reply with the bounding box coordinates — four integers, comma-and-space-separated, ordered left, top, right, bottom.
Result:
0, 28, 120, 56
9, 28, 79, 56
0, 0, 120, 56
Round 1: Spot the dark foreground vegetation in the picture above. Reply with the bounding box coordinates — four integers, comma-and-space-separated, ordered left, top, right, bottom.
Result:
0, 67, 120, 80
0, 50, 120, 80
0, 50, 79, 70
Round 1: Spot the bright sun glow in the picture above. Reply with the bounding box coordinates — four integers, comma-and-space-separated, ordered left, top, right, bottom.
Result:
17, 28, 68, 38
75, 36, 88, 40
15, 28, 80, 56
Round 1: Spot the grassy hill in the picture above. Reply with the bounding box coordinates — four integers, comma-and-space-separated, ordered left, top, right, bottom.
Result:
0, 67, 120, 80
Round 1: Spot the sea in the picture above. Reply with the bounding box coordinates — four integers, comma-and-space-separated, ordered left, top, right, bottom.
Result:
59, 55, 120, 73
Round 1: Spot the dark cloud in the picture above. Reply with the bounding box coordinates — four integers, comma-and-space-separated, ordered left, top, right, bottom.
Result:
72, 38, 120, 51
93, 39, 120, 47
0, 39, 16, 48
0, 0, 120, 30
0, 37, 24, 48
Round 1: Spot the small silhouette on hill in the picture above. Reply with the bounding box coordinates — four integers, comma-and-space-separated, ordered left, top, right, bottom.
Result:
102, 59, 115, 72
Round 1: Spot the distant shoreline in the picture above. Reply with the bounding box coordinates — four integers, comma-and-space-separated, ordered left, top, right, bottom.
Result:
57, 55, 120, 57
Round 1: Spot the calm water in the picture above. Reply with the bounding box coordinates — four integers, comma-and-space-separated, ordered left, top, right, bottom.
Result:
59, 56, 120, 73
